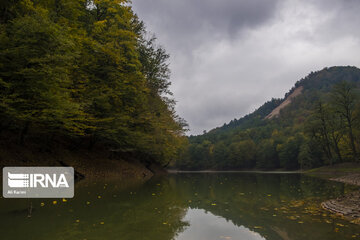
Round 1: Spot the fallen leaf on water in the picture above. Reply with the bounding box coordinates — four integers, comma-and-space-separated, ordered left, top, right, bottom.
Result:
351, 218, 360, 224
211, 203, 217, 206
53, 201, 57, 205
62, 198, 67, 202
100, 222, 104, 225
40, 202, 45, 207
220, 236, 232, 239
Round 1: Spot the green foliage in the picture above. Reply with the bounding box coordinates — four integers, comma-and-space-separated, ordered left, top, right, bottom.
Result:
175, 67, 360, 170
0, 0, 186, 165
277, 136, 303, 170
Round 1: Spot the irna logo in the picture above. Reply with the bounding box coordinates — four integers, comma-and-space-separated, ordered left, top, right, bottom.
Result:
3, 167, 74, 198
8, 172, 69, 188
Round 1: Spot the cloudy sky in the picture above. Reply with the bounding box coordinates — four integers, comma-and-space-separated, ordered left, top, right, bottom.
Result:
131, 0, 360, 135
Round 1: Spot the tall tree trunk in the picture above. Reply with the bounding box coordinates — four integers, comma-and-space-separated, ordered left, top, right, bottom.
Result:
347, 119, 358, 161
332, 134, 343, 163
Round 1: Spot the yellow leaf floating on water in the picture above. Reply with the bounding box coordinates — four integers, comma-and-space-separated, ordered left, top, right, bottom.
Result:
152, 193, 156, 196
211, 203, 217, 206
100, 222, 104, 225
298, 221, 304, 224
254, 226, 262, 229
40, 202, 45, 207
334, 228, 339, 232
336, 223, 345, 227
98, 195, 101, 199
75, 219, 80, 223
86, 201, 91, 205
220, 236, 232, 239
267, 194, 271, 197
351, 218, 360, 224
53, 201, 57, 205
62, 198, 67, 202
163, 222, 168, 225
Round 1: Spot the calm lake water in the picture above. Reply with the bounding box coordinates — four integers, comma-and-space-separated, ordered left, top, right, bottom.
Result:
1, 173, 360, 240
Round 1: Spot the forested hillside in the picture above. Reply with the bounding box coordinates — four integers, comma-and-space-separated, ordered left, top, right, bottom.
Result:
175, 66, 360, 170
0, 0, 186, 167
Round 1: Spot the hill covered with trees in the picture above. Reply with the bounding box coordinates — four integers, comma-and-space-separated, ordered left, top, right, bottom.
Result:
0, 0, 186, 172
175, 66, 360, 170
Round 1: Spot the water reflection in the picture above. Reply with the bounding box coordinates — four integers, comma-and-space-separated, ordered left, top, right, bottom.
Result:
0, 173, 359, 240
176, 208, 265, 240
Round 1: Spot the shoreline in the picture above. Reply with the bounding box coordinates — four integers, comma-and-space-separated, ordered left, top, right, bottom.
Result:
167, 169, 303, 174
321, 173, 360, 224
0, 143, 156, 182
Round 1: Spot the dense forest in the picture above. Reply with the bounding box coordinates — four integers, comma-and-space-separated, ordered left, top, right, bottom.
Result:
175, 67, 360, 170
1, 2, 360, 173
0, 0, 186, 167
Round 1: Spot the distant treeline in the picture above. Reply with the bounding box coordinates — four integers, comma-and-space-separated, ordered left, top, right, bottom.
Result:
0, 0, 186, 165
175, 67, 360, 170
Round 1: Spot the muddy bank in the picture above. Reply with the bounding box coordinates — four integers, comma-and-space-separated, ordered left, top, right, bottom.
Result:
0, 143, 163, 182
322, 174, 360, 224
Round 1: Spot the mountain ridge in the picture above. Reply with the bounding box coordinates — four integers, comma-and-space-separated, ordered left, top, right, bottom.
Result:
176, 66, 360, 170
265, 85, 304, 119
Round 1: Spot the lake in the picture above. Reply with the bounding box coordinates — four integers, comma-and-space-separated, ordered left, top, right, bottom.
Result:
1, 173, 360, 240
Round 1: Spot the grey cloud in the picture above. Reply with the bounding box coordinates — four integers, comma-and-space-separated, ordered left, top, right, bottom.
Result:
131, 0, 360, 135
132, 0, 281, 48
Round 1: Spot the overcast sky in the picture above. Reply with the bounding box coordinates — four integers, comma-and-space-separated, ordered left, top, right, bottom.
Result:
131, 0, 360, 135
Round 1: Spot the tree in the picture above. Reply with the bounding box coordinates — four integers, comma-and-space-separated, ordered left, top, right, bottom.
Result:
331, 81, 359, 161
256, 139, 279, 169
0, 6, 87, 143
0, 0, 186, 166
277, 136, 302, 170
298, 139, 323, 169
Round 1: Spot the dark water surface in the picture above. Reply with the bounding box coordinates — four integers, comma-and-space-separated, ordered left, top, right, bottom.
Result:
1, 173, 360, 240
